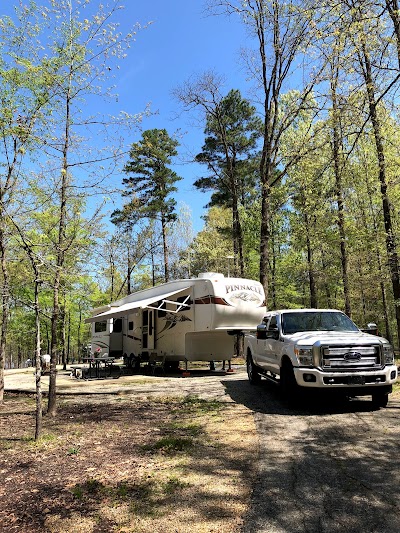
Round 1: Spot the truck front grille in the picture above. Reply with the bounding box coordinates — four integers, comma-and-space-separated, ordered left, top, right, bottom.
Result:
320, 345, 382, 371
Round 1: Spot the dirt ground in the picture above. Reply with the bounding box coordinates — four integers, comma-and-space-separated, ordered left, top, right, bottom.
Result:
0, 365, 258, 533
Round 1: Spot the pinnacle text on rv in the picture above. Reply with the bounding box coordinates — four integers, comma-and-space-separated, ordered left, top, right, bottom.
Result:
225, 284, 263, 295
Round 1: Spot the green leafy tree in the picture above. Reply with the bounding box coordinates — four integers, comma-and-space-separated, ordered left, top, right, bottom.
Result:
187, 207, 233, 276
175, 77, 261, 277
208, 0, 319, 303
0, 6, 57, 401
112, 128, 182, 283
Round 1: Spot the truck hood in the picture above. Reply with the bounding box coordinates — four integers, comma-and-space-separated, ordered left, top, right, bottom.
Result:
284, 330, 389, 346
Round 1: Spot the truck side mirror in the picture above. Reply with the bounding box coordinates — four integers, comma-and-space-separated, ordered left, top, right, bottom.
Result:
257, 324, 267, 340
266, 327, 279, 340
363, 322, 379, 336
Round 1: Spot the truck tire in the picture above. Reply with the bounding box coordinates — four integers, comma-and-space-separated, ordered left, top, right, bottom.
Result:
280, 359, 299, 403
371, 392, 389, 408
247, 353, 261, 385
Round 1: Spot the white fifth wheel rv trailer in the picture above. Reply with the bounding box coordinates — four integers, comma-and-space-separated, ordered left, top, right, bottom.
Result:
86, 273, 265, 367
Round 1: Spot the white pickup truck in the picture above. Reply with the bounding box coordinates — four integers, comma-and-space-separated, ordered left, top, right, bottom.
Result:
245, 308, 398, 407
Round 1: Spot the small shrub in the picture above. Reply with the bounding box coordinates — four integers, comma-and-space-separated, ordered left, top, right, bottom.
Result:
71, 485, 83, 500
67, 446, 80, 456
163, 476, 187, 494
144, 436, 193, 454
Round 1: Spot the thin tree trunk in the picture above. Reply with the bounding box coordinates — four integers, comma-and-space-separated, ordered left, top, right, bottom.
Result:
321, 251, 333, 308
127, 246, 131, 295
359, 39, 400, 347
331, 67, 351, 317
0, 226, 9, 402
304, 213, 318, 308
48, 66, 72, 416
34, 278, 43, 440
270, 220, 277, 309
61, 302, 67, 371
161, 214, 169, 282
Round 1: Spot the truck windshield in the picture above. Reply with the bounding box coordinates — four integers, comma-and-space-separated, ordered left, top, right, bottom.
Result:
281, 311, 359, 334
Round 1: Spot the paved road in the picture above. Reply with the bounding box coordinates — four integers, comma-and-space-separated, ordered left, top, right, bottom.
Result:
222, 376, 400, 533
6, 366, 400, 532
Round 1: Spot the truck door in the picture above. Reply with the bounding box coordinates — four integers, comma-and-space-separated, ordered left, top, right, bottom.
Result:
263, 315, 280, 373
142, 309, 156, 351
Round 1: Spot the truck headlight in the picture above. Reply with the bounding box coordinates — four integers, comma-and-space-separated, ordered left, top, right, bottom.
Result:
294, 348, 313, 366
383, 345, 395, 365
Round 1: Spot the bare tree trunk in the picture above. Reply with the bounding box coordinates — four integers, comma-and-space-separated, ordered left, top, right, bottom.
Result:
34, 278, 43, 441
259, 181, 271, 304
321, 251, 333, 308
304, 213, 318, 308
0, 225, 9, 402
359, 38, 400, 347
48, 69, 71, 416
67, 311, 71, 366
331, 65, 351, 317
161, 214, 169, 283
385, 0, 400, 67
127, 245, 131, 295
61, 302, 67, 371
270, 220, 277, 309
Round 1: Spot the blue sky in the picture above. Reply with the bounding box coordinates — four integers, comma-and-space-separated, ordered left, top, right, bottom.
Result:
108, 1, 252, 233
2, 1, 253, 233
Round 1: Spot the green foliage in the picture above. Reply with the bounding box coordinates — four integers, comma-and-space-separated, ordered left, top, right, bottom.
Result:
187, 207, 233, 276
194, 88, 261, 208
144, 436, 194, 454
112, 129, 181, 227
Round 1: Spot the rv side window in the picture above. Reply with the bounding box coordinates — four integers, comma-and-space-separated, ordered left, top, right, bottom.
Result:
95, 321, 107, 333
113, 318, 122, 333
158, 301, 167, 318
128, 321, 134, 331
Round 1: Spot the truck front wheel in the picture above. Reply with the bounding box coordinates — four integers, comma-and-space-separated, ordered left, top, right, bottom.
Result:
247, 353, 261, 385
280, 360, 299, 403
371, 392, 389, 408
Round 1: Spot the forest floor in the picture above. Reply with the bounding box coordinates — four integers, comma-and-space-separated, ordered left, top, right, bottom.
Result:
0, 364, 258, 532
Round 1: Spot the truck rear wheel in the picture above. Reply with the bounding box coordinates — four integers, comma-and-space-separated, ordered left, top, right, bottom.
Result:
247, 353, 261, 385
371, 392, 389, 408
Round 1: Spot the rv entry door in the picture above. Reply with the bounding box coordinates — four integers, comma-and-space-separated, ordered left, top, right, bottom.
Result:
142, 309, 155, 350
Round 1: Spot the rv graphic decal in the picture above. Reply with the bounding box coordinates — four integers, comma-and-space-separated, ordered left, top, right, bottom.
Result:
226, 291, 263, 306
195, 292, 263, 307
158, 312, 192, 334
124, 333, 141, 341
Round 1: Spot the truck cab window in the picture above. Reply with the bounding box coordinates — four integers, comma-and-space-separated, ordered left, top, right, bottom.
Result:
268, 316, 278, 331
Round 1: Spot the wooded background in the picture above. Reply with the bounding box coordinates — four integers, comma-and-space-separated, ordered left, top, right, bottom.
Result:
2, 0, 400, 392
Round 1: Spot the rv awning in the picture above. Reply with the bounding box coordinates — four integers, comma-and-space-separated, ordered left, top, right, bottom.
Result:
85, 287, 190, 323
